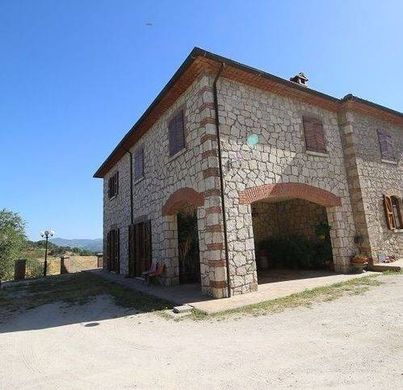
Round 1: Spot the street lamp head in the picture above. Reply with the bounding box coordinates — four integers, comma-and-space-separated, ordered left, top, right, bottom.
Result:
40, 230, 55, 238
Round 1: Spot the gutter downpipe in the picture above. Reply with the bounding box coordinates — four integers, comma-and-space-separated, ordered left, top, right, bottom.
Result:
213, 63, 231, 298
124, 148, 134, 225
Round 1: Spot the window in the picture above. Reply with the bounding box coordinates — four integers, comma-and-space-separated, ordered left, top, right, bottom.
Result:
377, 129, 396, 162
302, 116, 327, 154
168, 110, 185, 156
108, 171, 119, 199
106, 228, 120, 272
134, 147, 144, 181
383, 195, 402, 230
128, 220, 152, 277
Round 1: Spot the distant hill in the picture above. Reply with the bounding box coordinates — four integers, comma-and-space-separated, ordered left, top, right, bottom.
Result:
50, 238, 103, 252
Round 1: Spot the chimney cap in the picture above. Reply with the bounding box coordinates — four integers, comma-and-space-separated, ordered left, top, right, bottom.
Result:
290, 72, 308, 86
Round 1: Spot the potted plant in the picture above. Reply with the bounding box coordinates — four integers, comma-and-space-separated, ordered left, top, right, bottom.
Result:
350, 254, 368, 273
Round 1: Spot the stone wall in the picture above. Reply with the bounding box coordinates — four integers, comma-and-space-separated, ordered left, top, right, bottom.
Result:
252, 199, 328, 244
103, 74, 229, 297
346, 111, 403, 260
216, 77, 357, 293
101, 68, 401, 299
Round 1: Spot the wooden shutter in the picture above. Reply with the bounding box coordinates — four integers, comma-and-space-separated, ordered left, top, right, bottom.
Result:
115, 172, 119, 195
128, 224, 137, 276
106, 231, 111, 270
378, 129, 395, 161
383, 195, 396, 230
391, 197, 403, 229
144, 220, 152, 271
168, 110, 185, 156
115, 229, 120, 273
303, 116, 326, 153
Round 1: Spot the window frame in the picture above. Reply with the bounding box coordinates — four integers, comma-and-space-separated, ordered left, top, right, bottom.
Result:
168, 108, 186, 157
377, 129, 396, 163
383, 194, 403, 230
302, 115, 327, 155
133, 147, 144, 182
108, 171, 119, 199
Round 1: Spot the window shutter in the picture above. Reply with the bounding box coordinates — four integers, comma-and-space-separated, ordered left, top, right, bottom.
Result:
303, 116, 326, 153
128, 224, 137, 276
144, 220, 152, 270
116, 172, 119, 195
378, 130, 395, 161
168, 110, 185, 156
106, 231, 111, 271
383, 195, 396, 230
116, 229, 120, 273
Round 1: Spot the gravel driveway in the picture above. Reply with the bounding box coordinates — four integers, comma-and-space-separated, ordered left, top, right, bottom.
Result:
0, 274, 402, 389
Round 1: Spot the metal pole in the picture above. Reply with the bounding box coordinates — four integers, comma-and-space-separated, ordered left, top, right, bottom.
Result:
44, 234, 48, 277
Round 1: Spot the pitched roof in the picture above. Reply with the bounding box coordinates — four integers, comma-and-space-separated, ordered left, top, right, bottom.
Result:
94, 47, 402, 178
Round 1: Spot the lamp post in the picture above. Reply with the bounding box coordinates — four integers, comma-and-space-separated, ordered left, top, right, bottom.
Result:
40, 230, 54, 277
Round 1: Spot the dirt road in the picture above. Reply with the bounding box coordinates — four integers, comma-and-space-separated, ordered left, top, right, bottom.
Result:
0, 274, 402, 389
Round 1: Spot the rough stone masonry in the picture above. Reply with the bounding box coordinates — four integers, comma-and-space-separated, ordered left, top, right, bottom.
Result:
95, 48, 403, 298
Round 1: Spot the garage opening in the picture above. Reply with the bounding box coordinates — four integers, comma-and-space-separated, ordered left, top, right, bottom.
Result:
251, 198, 334, 284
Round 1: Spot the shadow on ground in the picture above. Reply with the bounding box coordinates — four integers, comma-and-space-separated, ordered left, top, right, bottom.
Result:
0, 272, 173, 334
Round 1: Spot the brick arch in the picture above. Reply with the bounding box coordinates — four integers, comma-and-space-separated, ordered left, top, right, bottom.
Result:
162, 187, 205, 216
239, 183, 341, 207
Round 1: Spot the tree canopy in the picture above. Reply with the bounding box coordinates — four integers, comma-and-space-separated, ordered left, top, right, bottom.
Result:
0, 209, 27, 280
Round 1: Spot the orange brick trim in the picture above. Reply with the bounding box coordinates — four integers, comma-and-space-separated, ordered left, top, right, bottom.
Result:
206, 224, 222, 232
203, 168, 220, 178
200, 117, 216, 127
203, 189, 221, 197
162, 187, 204, 216
201, 150, 218, 159
207, 243, 224, 250
239, 182, 341, 207
208, 259, 226, 267
200, 133, 217, 143
196, 85, 213, 97
210, 280, 227, 288
199, 102, 215, 111
205, 206, 222, 215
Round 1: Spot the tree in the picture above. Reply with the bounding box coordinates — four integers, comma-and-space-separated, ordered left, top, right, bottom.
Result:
0, 209, 26, 280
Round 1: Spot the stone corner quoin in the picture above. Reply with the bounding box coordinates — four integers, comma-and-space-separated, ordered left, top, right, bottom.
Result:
98, 50, 403, 299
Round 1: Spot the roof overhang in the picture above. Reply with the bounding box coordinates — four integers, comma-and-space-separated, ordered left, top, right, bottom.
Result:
94, 47, 403, 178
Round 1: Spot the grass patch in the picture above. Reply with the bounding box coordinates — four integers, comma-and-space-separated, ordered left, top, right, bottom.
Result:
188, 275, 382, 321
0, 272, 172, 322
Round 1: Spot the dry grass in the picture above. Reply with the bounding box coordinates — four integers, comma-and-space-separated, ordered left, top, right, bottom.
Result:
189, 275, 382, 321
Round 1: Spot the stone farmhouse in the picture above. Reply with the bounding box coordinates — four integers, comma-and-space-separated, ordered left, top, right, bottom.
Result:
94, 48, 403, 299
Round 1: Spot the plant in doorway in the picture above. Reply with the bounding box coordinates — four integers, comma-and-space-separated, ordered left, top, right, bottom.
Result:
350, 254, 369, 273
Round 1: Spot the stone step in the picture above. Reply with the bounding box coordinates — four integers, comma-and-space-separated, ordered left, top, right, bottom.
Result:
369, 260, 402, 272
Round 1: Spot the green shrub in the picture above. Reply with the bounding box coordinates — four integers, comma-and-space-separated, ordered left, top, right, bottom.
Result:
257, 234, 331, 270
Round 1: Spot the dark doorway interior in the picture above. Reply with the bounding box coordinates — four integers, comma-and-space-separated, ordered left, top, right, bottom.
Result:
177, 211, 201, 284
251, 199, 334, 283
128, 221, 152, 277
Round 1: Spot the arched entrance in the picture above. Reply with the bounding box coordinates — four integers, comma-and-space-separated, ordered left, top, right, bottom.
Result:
239, 183, 342, 283
162, 187, 204, 285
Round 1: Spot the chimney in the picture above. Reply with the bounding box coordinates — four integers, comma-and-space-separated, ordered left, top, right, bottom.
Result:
290, 72, 308, 87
